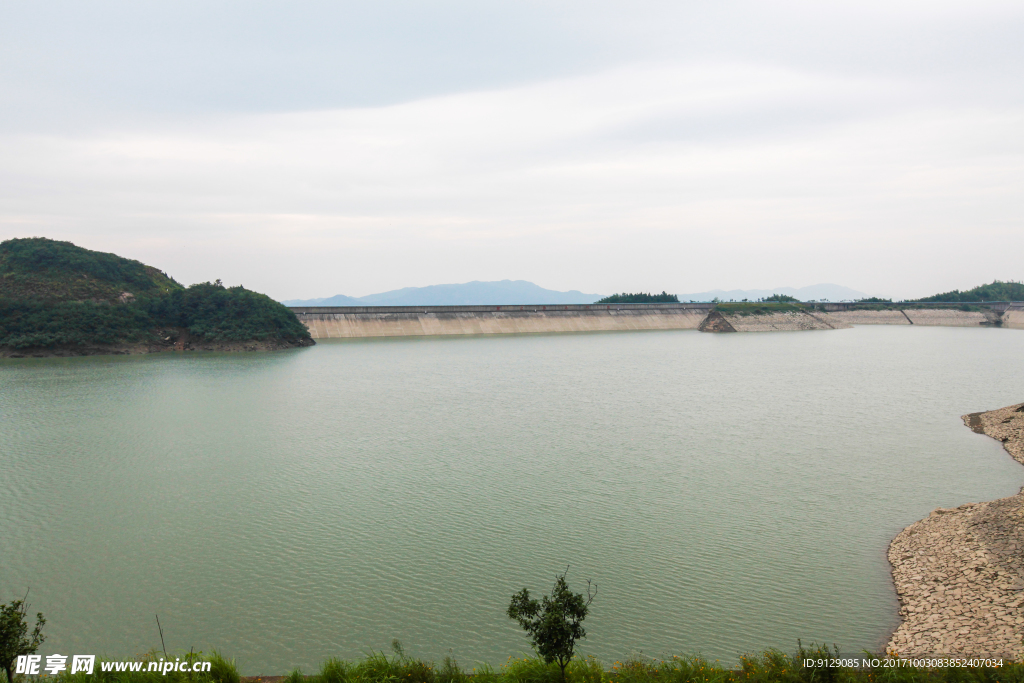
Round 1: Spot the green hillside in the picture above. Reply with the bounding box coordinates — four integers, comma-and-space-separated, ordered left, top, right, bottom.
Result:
0, 237, 312, 352
0, 237, 182, 302
916, 280, 1024, 303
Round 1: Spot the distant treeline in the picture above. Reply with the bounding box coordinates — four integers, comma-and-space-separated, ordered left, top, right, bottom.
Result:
914, 280, 1024, 303
596, 291, 679, 304
0, 238, 311, 350
850, 281, 1024, 305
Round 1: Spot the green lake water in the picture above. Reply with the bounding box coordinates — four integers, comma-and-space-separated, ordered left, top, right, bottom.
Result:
2, 326, 1024, 672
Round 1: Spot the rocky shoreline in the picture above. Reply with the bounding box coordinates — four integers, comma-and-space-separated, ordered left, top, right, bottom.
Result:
887, 402, 1024, 658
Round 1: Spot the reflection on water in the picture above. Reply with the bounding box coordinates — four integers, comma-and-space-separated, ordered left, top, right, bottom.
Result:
2, 326, 1023, 673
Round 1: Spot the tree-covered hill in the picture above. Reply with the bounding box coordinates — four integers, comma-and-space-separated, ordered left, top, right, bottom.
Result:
0, 237, 182, 302
915, 280, 1024, 303
0, 238, 313, 355
148, 281, 313, 343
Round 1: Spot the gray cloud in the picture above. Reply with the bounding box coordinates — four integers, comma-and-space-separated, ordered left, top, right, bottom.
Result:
1, 1, 1022, 300
4, 1, 1022, 124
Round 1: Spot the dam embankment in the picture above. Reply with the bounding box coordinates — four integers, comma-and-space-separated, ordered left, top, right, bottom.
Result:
291, 303, 1024, 339
826, 308, 1005, 327
291, 303, 713, 339
1003, 304, 1024, 329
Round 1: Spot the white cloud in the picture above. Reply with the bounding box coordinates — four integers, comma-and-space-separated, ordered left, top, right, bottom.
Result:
1, 3, 1022, 299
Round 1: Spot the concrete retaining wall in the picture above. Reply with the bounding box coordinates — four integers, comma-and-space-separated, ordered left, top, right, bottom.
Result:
290, 303, 1024, 338
998, 306, 1024, 329
826, 310, 912, 325
294, 304, 712, 339
721, 310, 849, 332
818, 309, 1005, 327
903, 309, 998, 326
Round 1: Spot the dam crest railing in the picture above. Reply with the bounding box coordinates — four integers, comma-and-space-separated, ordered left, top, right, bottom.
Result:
288, 303, 716, 314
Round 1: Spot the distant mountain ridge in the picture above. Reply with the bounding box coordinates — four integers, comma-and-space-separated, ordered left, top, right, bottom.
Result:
282, 280, 607, 306
282, 281, 874, 306
678, 284, 870, 302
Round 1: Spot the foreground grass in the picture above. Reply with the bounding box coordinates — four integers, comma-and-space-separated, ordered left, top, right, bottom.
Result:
24, 643, 1024, 683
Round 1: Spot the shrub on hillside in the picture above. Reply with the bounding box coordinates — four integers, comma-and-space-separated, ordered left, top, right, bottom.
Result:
0, 299, 156, 348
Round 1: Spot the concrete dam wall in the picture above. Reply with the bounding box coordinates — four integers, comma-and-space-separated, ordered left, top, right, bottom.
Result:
292, 303, 714, 339
1002, 305, 1024, 329
291, 303, 1024, 339
826, 309, 1003, 327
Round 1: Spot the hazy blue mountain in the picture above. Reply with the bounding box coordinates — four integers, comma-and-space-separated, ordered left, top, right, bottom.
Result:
281, 280, 607, 306
283, 280, 870, 306
281, 293, 364, 306
678, 283, 869, 302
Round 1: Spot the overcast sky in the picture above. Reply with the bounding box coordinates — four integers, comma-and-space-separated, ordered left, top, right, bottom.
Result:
1, 1, 1021, 300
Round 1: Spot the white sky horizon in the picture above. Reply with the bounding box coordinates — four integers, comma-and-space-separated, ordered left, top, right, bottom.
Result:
2, 1, 1021, 301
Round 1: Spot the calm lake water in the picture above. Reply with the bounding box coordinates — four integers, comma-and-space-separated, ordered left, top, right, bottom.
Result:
3, 326, 1024, 673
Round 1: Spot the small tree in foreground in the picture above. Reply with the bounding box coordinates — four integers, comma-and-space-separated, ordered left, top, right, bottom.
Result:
506, 569, 595, 683
0, 597, 45, 683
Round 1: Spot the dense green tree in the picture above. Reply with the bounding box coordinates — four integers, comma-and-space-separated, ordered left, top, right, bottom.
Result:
507, 570, 595, 683
0, 598, 45, 683
146, 281, 311, 342
595, 291, 679, 303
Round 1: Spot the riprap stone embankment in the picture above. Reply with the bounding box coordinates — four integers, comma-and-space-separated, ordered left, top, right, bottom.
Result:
697, 306, 1010, 332
826, 309, 1003, 327
903, 310, 1003, 326
717, 310, 850, 332
827, 310, 912, 325
887, 402, 1024, 658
